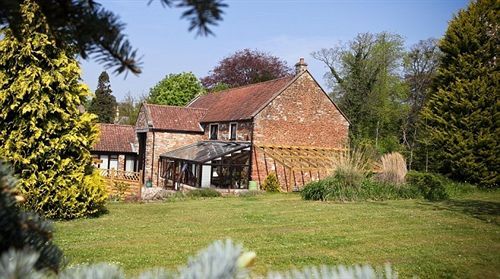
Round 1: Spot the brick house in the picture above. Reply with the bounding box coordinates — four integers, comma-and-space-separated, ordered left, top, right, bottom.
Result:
93, 58, 349, 191
91, 124, 138, 172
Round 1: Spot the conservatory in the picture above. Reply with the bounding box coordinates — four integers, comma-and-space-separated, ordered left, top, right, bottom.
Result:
159, 141, 251, 190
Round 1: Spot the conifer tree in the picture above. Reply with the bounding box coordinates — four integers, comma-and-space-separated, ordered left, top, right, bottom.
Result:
420, 0, 499, 188
0, 0, 108, 218
88, 71, 118, 123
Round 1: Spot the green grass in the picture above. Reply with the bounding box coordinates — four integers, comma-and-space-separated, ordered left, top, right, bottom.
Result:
55, 190, 500, 278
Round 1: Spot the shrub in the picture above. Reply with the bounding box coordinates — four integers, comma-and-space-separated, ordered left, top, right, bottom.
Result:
301, 176, 421, 202
377, 152, 408, 185
261, 172, 281, 192
301, 179, 330, 201
332, 148, 372, 187
406, 171, 449, 201
0, 161, 63, 272
186, 188, 222, 198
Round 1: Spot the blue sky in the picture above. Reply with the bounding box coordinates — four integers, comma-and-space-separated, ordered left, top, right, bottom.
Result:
81, 0, 468, 101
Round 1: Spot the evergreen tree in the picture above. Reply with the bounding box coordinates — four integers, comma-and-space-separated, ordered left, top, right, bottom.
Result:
0, 161, 63, 272
0, 0, 108, 218
420, 0, 499, 188
88, 71, 117, 123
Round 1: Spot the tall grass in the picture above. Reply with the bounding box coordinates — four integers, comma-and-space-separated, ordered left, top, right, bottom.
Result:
331, 147, 373, 187
377, 152, 407, 185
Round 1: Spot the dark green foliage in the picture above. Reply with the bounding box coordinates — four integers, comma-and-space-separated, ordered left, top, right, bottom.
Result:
148, 72, 204, 106
300, 178, 332, 201
406, 171, 449, 201
0, 161, 63, 272
186, 188, 222, 198
88, 71, 117, 123
420, 0, 499, 188
301, 176, 420, 202
261, 172, 281, 192
0, 0, 227, 75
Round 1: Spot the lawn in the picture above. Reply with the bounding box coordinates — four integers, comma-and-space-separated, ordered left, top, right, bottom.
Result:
55, 191, 500, 278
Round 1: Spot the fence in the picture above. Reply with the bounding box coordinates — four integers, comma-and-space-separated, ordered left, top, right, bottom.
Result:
99, 169, 143, 199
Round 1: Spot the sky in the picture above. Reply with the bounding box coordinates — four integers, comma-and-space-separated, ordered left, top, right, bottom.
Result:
80, 0, 469, 101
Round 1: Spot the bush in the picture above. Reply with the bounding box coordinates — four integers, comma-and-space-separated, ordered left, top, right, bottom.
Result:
261, 172, 281, 192
406, 171, 449, 201
301, 176, 420, 202
112, 181, 129, 201
0, 161, 63, 272
377, 152, 407, 185
186, 188, 222, 198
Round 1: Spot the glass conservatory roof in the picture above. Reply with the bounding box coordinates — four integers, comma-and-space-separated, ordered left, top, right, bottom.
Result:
160, 141, 251, 164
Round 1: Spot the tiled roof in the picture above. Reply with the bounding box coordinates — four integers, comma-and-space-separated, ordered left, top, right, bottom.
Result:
145, 104, 206, 132
93, 124, 137, 153
188, 76, 294, 122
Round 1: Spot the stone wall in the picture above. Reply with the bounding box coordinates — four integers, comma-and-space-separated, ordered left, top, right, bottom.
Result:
251, 72, 349, 191
143, 130, 203, 187
201, 120, 252, 142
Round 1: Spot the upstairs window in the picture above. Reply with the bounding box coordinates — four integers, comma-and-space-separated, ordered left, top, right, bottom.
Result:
230, 123, 237, 140
209, 124, 219, 140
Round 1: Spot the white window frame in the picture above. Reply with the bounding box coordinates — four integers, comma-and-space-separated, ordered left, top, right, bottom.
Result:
229, 122, 238, 140
209, 123, 219, 140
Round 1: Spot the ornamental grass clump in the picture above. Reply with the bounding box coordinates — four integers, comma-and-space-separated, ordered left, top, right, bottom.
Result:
377, 152, 408, 185
332, 148, 372, 188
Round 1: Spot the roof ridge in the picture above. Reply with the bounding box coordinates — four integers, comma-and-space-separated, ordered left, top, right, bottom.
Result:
145, 103, 208, 111
99, 123, 135, 128
206, 75, 293, 95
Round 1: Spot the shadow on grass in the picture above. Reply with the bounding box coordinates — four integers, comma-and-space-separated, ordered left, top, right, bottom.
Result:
424, 199, 500, 225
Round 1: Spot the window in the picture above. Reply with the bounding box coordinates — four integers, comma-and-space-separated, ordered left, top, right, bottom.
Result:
125, 155, 136, 172
230, 123, 237, 140
109, 155, 118, 170
209, 124, 219, 140
98, 155, 109, 170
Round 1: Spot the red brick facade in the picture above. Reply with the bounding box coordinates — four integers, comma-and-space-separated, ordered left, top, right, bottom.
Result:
251, 71, 349, 190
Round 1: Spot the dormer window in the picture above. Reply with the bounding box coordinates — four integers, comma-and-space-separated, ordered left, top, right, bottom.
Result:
230, 123, 237, 140
209, 124, 219, 140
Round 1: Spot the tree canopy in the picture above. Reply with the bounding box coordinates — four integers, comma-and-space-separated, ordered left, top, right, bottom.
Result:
420, 0, 499, 188
313, 32, 406, 152
0, 0, 107, 218
148, 72, 204, 106
0, 0, 227, 75
88, 71, 117, 123
201, 49, 293, 89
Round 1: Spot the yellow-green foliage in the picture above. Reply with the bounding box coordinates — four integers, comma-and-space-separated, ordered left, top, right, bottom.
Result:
261, 172, 281, 192
0, 1, 107, 219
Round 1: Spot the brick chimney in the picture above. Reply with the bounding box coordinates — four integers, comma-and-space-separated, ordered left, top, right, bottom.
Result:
295, 57, 308, 75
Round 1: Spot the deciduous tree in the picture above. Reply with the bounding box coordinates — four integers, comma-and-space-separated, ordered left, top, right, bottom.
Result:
402, 39, 441, 169
148, 72, 204, 106
420, 0, 499, 188
202, 49, 293, 89
0, 0, 107, 219
313, 33, 406, 152
88, 71, 117, 123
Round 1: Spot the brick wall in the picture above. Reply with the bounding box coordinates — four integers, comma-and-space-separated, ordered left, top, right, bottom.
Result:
251, 72, 349, 191
201, 121, 252, 141
143, 130, 203, 187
